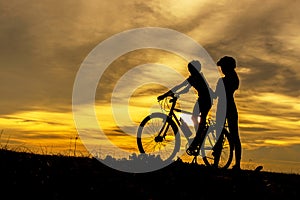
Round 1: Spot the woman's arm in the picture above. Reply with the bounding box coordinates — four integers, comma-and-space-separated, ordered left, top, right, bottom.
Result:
213, 78, 223, 99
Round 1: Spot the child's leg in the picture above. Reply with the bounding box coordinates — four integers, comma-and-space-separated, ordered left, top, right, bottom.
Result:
192, 102, 210, 148
191, 101, 200, 132
191, 115, 198, 132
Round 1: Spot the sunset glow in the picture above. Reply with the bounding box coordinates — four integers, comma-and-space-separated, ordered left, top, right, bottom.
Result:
1, 0, 300, 173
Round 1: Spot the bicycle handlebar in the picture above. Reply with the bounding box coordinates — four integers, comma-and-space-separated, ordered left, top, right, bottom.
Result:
157, 93, 195, 116
157, 92, 179, 102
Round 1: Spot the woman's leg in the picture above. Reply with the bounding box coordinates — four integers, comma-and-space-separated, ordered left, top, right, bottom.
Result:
227, 114, 241, 168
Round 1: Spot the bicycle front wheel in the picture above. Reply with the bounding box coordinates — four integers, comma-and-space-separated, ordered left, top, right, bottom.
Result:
201, 126, 233, 169
137, 112, 180, 163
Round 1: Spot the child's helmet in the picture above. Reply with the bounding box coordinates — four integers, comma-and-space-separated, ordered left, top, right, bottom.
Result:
188, 60, 202, 72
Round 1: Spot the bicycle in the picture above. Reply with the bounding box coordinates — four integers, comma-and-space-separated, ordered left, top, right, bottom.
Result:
136, 93, 234, 169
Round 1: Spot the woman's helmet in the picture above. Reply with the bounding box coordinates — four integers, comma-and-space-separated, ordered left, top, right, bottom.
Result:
217, 56, 236, 70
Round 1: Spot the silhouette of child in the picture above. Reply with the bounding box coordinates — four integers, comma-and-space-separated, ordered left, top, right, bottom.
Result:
214, 56, 242, 170
157, 60, 212, 156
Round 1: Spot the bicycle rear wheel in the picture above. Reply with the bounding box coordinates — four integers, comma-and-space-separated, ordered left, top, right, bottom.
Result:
137, 112, 180, 163
201, 126, 233, 169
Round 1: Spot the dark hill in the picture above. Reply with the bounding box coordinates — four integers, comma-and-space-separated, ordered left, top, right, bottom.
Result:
0, 149, 299, 200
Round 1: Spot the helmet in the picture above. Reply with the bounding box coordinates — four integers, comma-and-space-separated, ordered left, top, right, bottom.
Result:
217, 56, 236, 70
188, 60, 201, 72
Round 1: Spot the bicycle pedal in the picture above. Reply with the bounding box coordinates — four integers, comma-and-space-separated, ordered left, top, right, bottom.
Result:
186, 148, 199, 156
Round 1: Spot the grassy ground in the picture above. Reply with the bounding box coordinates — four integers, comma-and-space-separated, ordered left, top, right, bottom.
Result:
0, 148, 299, 200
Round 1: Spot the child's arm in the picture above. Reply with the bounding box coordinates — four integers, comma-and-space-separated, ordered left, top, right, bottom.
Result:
157, 79, 190, 100
172, 79, 190, 95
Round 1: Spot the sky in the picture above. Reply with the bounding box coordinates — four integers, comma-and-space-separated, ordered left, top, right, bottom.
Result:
0, 0, 300, 173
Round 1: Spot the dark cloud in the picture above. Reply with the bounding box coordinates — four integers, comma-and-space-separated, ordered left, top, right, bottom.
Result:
1, 0, 298, 116
237, 58, 300, 96
1, 115, 67, 126
0, 1, 121, 115
239, 126, 274, 133
96, 49, 187, 103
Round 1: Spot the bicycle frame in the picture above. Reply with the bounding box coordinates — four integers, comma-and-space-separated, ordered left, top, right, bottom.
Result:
158, 95, 195, 141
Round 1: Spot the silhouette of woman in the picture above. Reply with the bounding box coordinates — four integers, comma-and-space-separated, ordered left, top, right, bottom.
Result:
157, 60, 212, 156
214, 56, 242, 170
